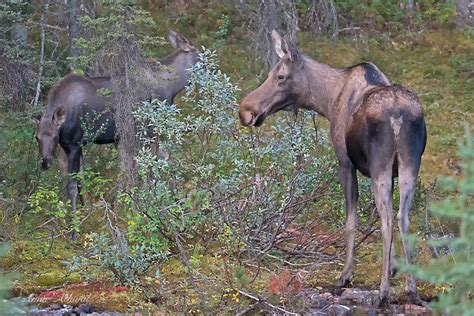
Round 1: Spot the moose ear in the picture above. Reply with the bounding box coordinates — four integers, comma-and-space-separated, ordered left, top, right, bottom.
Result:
52, 106, 66, 127
271, 30, 286, 59
168, 29, 179, 49
168, 29, 193, 52
283, 37, 299, 62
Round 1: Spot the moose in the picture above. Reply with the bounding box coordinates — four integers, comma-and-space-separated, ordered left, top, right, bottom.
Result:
34, 29, 198, 238
239, 30, 427, 306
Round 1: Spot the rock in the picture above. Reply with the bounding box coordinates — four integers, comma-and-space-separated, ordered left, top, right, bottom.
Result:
339, 288, 379, 307
311, 296, 331, 309
353, 306, 378, 316
385, 304, 404, 314
59, 307, 73, 315
320, 292, 335, 302
76, 303, 94, 314
326, 304, 351, 316
49, 303, 63, 310
404, 303, 432, 313
306, 309, 329, 316
30, 311, 50, 316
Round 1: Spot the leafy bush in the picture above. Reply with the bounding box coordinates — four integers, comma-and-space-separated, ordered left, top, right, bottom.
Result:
73, 0, 164, 71
0, 0, 34, 62
69, 233, 164, 285
129, 48, 342, 264
72, 47, 341, 285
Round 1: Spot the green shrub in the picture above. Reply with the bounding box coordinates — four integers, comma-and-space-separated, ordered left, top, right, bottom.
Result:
405, 125, 474, 314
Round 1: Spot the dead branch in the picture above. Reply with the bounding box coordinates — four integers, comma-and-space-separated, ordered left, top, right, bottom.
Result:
236, 289, 299, 315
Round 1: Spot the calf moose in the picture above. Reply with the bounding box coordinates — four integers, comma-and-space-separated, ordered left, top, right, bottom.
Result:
35, 29, 198, 238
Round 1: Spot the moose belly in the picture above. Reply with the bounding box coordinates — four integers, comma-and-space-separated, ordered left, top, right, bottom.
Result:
345, 108, 403, 179
345, 126, 371, 177
347, 144, 371, 177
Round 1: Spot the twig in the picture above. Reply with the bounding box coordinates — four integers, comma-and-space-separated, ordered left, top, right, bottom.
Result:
236, 289, 299, 315
338, 26, 362, 33
43, 281, 69, 292
29, 22, 67, 31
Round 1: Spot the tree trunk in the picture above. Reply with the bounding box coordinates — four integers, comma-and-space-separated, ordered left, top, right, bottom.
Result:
268, 1, 279, 67
250, 0, 299, 69
33, 1, 48, 107
69, 0, 79, 69
308, 0, 338, 38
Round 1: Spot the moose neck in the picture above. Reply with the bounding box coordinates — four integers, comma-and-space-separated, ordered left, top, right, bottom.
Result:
300, 57, 346, 122
155, 50, 196, 98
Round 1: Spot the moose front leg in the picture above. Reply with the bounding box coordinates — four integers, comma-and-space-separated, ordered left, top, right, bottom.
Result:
66, 145, 82, 240
336, 162, 359, 288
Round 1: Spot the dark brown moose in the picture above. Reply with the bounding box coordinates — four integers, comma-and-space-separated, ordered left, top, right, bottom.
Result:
35, 29, 198, 238
239, 30, 427, 306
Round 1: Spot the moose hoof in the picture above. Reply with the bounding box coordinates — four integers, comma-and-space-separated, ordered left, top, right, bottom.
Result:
390, 265, 398, 278
378, 295, 390, 309
337, 276, 352, 287
335, 276, 352, 295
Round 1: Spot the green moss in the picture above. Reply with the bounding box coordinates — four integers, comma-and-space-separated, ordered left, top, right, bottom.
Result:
33, 270, 69, 287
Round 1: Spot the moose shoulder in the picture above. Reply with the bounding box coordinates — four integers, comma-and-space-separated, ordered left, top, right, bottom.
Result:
239, 30, 427, 307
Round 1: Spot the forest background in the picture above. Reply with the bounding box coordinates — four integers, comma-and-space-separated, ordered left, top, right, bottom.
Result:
0, 0, 473, 314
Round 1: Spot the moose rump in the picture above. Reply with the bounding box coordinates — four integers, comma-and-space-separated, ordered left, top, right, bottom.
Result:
346, 85, 427, 179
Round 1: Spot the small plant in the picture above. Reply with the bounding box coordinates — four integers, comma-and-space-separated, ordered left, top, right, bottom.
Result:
80, 110, 111, 144
27, 185, 71, 236
213, 14, 231, 48
70, 233, 164, 285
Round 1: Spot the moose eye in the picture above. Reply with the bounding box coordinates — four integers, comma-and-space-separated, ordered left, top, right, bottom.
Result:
277, 75, 285, 81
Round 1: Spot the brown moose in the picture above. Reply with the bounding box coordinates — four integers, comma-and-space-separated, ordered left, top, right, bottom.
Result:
34, 29, 198, 238
239, 30, 427, 306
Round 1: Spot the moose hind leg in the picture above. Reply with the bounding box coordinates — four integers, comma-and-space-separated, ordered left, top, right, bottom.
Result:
372, 170, 394, 307
389, 177, 397, 277
336, 162, 359, 289
398, 167, 422, 304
